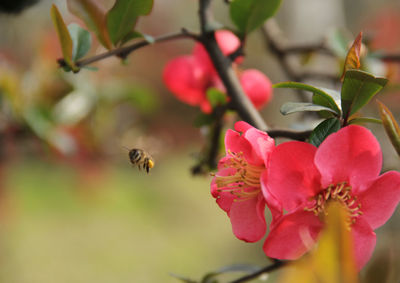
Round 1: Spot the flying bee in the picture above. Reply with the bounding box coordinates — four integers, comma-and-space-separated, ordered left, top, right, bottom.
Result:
128, 148, 155, 174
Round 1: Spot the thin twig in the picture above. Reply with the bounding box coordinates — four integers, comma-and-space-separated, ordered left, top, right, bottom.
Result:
283, 43, 335, 56
375, 54, 400, 62
58, 30, 199, 69
229, 260, 287, 283
199, 0, 268, 130
191, 105, 226, 175
261, 20, 341, 98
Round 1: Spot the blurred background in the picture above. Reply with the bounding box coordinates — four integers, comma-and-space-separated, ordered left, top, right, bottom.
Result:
0, 0, 399, 282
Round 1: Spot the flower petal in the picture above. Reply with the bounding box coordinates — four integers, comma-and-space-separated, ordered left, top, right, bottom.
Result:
211, 167, 236, 212
225, 128, 252, 155
163, 55, 209, 106
225, 127, 264, 166
351, 217, 376, 270
263, 210, 323, 260
229, 193, 267, 242
357, 171, 400, 229
260, 170, 282, 229
265, 141, 321, 211
243, 127, 275, 166
234, 121, 253, 133
215, 30, 241, 59
200, 99, 212, 114
315, 125, 382, 189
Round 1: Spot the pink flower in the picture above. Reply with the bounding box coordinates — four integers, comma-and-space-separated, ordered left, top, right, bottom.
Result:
163, 30, 273, 113
262, 125, 400, 269
162, 55, 213, 113
211, 121, 275, 242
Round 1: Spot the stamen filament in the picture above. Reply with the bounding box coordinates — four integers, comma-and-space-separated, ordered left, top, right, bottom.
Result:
304, 182, 362, 228
214, 150, 265, 201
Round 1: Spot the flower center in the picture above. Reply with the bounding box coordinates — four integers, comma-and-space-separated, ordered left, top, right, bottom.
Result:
304, 182, 363, 228
214, 151, 264, 202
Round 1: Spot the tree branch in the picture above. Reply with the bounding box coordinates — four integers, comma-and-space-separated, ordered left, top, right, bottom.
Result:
198, 0, 268, 130
58, 30, 199, 69
261, 20, 340, 96
229, 260, 287, 283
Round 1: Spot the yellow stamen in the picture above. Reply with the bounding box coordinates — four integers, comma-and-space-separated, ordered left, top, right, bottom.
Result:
214, 151, 264, 201
304, 182, 362, 229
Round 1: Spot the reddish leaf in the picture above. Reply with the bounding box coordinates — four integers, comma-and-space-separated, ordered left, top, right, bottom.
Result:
67, 0, 112, 50
377, 100, 400, 156
50, 4, 78, 72
341, 32, 363, 81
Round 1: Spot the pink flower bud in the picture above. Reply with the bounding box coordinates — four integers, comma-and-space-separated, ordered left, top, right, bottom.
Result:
239, 69, 273, 110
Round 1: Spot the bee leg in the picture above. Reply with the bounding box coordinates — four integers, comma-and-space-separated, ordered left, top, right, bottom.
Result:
146, 163, 149, 173
137, 165, 141, 171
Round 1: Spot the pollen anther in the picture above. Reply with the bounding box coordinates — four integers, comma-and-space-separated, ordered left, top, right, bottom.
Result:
214, 150, 264, 201
304, 182, 362, 227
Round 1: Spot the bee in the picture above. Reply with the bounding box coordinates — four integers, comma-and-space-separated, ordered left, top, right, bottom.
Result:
128, 148, 155, 173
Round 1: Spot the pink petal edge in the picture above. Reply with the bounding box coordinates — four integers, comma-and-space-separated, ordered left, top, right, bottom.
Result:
315, 125, 382, 189
263, 209, 323, 260
357, 171, 400, 230
229, 193, 267, 242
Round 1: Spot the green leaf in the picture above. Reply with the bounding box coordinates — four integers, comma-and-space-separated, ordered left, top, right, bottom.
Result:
314, 87, 341, 107
281, 102, 337, 115
200, 264, 260, 283
68, 24, 92, 61
106, 0, 154, 46
312, 88, 341, 118
201, 272, 219, 283
217, 263, 260, 274
50, 4, 78, 72
142, 33, 155, 43
67, 0, 112, 49
206, 88, 227, 107
274, 82, 341, 115
341, 70, 388, 119
193, 113, 214, 128
119, 30, 144, 45
230, 0, 281, 36
309, 118, 340, 147
348, 117, 382, 125
377, 100, 400, 156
